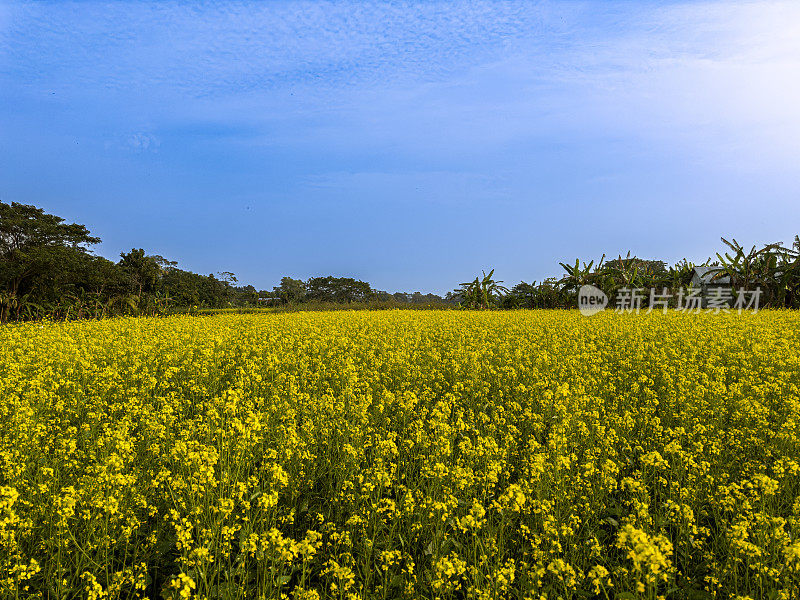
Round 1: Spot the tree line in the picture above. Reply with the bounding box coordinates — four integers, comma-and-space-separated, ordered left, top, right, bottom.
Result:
269, 276, 453, 306
2, 201, 798, 321
0, 202, 454, 322
456, 238, 800, 310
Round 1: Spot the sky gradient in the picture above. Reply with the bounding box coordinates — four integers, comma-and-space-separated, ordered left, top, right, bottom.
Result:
1, 0, 799, 294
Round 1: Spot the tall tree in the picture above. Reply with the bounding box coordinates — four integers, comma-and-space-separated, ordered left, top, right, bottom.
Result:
118, 248, 161, 300
0, 201, 100, 320
273, 276, 307, 303
307, 276, 373, 303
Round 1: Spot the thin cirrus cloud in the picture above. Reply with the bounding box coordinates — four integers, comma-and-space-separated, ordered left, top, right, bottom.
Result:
0, 2, 546, 92
2, 0, 797, 162
0, 0, 798, 292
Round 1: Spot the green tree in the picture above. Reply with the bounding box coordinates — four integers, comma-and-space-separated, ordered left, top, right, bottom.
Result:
118, 248, 161, 302
273, 277, 307, 304
506, 281, 538, 308
306, 276, 373, 303
0, 201, 100, 321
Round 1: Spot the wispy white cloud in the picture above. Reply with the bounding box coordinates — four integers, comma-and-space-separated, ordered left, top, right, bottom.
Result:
124, 132, 160, 153
3, 0, 798, 175
0, 1, 554, 94
550, 1, 800, 171
1, 1, 799, 290
289, 0, 800, 173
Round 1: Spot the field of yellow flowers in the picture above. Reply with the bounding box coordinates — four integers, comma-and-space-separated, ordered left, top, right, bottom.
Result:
1, 310, 799, 599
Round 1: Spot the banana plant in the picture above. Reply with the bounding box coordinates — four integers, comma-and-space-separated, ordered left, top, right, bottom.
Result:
19, 300, 43, 320
0, 292, 18, 323
758, 241, 800, 307
706, 237, 800, 307
153, 290, 174, 314
559, 255, 605, 292
787, 237, 800, 306
119, 294, 139, 315
612, 252, 643, 288
669, 259, 695, 290
456, 269, 509, 309
707, 238, 759, 292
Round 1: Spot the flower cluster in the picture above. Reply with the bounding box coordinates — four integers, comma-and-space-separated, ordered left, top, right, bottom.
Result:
0, 310, 798, 598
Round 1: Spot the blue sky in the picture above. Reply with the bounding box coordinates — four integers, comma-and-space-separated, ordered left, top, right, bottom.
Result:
1, 1, 799, 294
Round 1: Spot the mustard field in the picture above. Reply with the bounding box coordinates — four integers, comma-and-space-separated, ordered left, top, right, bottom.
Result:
1, 311, 799, 599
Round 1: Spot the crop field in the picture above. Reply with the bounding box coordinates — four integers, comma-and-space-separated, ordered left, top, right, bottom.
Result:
1, 311, 799, 599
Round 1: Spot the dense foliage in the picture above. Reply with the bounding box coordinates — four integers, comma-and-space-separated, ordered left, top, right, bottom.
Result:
2, 201, 799, 320
489, 242, 800, 310
0, 202, 261, 321
1, 311, 799, 598
0, 202, 454, 321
